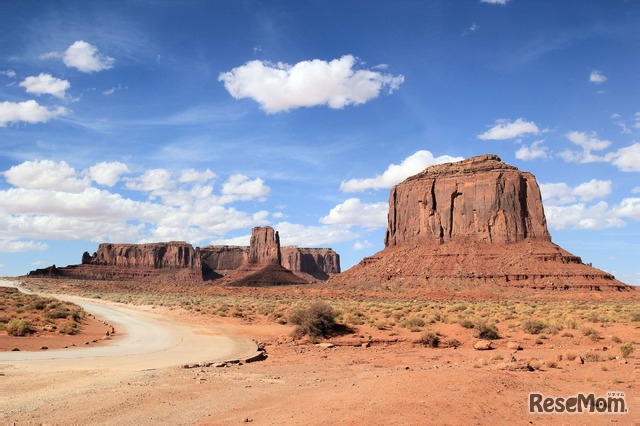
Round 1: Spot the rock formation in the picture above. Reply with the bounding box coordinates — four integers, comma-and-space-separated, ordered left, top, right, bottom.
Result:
332, 154, 631, 291
28, 227, 340, 285
215, 227, 307, 286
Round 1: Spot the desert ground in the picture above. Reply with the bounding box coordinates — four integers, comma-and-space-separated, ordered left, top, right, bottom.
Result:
1, 277, 638, 425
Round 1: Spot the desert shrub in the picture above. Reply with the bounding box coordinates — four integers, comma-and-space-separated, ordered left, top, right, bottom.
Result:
611, 335, 622, 343
630, 311, 640, 322
45, 307, 71, 320
582, 352, 601, 362
545, 359, 558, 369
564, 351, 578, 361
401, 317, 425, 329
459, 318, 475, 329
582, 327, 601, 342
59, 321, 80, 335
448, 303, 468, 312
289, 301, 339, 339
561, 331, 574, 338
444, 338, 461, 348
473, 321, 500, 340
620, 343, 634, 359
6, 318, 32, 336
522, 319, 546, 334
419, 331, 440, 348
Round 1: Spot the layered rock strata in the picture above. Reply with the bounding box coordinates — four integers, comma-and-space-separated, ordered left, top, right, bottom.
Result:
333, 154, 630, 291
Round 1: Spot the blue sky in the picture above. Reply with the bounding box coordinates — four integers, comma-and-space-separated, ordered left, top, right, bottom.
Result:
1, 0, 638, 285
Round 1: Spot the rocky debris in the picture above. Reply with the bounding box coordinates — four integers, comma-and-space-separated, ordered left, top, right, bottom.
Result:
331, 154, 631, 291
506, 341, 522, 350
474, 340, 494, 351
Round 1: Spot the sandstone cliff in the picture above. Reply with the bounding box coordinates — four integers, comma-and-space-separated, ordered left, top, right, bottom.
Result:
333, 154, 630, 291
281, 247, 341, 280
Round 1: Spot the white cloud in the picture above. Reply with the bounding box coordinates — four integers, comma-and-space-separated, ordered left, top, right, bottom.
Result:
545, 202, 625, 230
340, 150, 463, 192
3, 160, 89, 193
589, 70, 607, 84
89, 162, 131, 186
0, 69, 17, 78
219, 55, 404, 113
634, 112, 640, 129
125, 169, 175, 192
477, 118, 540, 140
0, 100, 69, 127
632, 187, 640, 194
62, 41, 115, 73
480, 0, 509, 4
540, 179, 612, 205
320, 198, 388, 228
272, 211, 287, 219
220, 174, 269, 202
0, 239, 48, 253
19, 73, 70, 98
275, 222, 356, 247
615, 198, 640, 220
353, 240, 374, 250
558, 131, 611, 163
515, 140, 549, 161
179, 168, 216, 183
0, 161, 275, 246
609, 143, 640, 172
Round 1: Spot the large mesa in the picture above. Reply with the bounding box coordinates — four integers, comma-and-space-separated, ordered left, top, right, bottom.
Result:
333, 154, 630, 291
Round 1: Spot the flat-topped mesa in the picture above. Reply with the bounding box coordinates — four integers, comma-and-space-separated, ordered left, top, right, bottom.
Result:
385, 154, 551, 247
249, 226, 282, 265
86, 241, 200, 269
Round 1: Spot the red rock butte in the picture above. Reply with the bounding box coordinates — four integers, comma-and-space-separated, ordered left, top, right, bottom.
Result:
332, 154, 631, 291
29, 227, 340, 285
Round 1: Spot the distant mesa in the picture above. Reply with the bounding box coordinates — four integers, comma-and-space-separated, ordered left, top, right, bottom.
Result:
29, 226, 340, 285
330, 154, 631, 291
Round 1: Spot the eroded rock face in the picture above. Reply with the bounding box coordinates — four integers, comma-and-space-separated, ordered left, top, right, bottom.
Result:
281, 247, 341, 280
249, 226, 281, 265
385, 154, 550, 246
89, 242, 201, 269
333, 154, 631, 291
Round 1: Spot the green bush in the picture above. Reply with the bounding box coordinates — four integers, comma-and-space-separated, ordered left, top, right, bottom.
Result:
289, 301, 339, 339
473, 321, 500, 340
6, 319, 32, 336
522, 319, 546, 334
401, 317, 426, 329
620, 343, 634, 359
419, 331, 440, 348
59, 321, 80, 335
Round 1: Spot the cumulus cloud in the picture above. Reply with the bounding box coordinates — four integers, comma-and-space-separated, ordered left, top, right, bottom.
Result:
320, 198, 388, 228
340, 150, 463, 192
0, 160, 275, 249
219, 55, 404, 113
540, 179, 640, 231
353, 240, 374, 250
558, 131, 611, 163
19, 73, 70, 98
179, 168, 216, 183
544, 202, 625, 230
62, 41, 115, 73
0, 100, 69, 127
3, 160, 89, 193
477, 118, 540, 140
589, 70, 607, 84
89, 162, 131, 186
515, 140, 549, 161
221, 174, 270, 202
275, 222, 356, 247
609, 143, 640, 172
0, 239, 48, 253
125, 169, 175, 193
0, 69, 17, 78
540, 179, 612, 206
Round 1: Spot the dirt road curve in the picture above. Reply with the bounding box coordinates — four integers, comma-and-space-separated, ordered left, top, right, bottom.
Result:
0, 280, 257, 371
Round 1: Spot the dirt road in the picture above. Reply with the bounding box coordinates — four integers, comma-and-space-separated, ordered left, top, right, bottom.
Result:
0, 279, 258, 371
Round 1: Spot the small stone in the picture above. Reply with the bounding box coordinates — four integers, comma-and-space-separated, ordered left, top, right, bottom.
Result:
361, 342, 370, 348
40, 346, 48, 350
474, 340, 493, 351
11, 347, 19, 351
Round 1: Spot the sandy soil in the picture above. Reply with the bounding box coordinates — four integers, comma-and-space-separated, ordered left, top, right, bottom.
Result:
2, 308, 638, 424
1, 278, 638, 424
